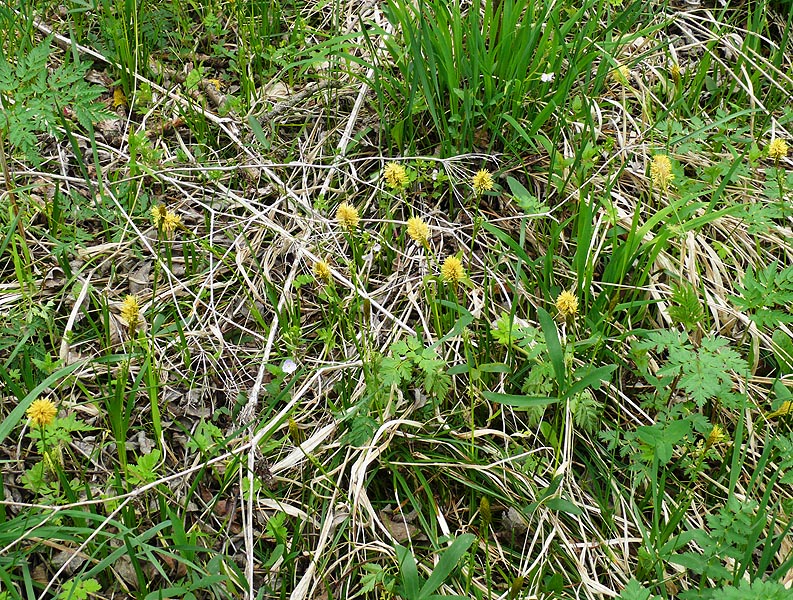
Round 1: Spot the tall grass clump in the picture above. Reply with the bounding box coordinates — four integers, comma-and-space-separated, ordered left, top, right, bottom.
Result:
374, 0, 655, 155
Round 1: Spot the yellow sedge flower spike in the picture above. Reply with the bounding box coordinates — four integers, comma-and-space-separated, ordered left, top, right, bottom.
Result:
151, 204, 168, 227
441, 256, 465, 284
611, 64, 631, 85
336, 202, 360, 231
705, 424, 728, 450
383, 163, 408, 189
406, 216, 430, 246
767, 138, 788, 161
555, 290, 579, 320
479, 496, 492, 529
472, 169, 494, 195
313, 260, 332, 282
120, 295, 141, 330
112, 88, 127, 108
767, 401, 793, 419
650, 154, 674, 191
152, 205, 182, 234
162, 211, 182, 235
27, 399, 57, 428
669, 63, 681, 85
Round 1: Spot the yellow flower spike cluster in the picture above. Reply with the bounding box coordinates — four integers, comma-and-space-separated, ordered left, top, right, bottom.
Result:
441, 256, 465, 284
479, 496, 492, 529
120, 295, 141, 330
313, 260, 332, 282
406, 216, 430, 247
151, 204, 167, 226
611, 64, 631, 85
766, 401, 793, 419
650, 154, 674, 191
383, 163, 408, 189
163, 212, 182, 233
27, 399, 57, 428
555, 290, 579, 320
336, 202, 359, 231
472, 169, 494, 195
112, 88, 127, 108
151, 204, 182, 234
704, 424, 728, 450
767, 138, 788, 161
669, 63, 682, 85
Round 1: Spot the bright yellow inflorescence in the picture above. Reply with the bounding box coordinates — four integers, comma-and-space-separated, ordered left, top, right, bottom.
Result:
611, 65, 631, 85
151, 205, 182, 234
768, 138, 789, 161
313, 260, 332, 282
384, 163, 408, 189
650, 154, 674, 191
151, 204, 168, 227
407, 217, 430, 246
705, 424, 728, 450
472, 169, 494, 195
555, 290, 579, 319
767, 401, 793, 419
162, 211, 182, 234
113, 88, 127, 108
336, 202, 360, 231
441, 256, 465, 284
27, 399, 57, 428
120, 295, 141, 329
669, 63, 681, 85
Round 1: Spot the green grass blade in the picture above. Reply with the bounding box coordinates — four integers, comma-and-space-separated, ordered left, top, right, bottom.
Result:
419, 533, 475, 599
537, 307, 566, 390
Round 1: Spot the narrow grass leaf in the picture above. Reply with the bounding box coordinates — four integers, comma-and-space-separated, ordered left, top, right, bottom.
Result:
395, 544, 420, 600
482, 391, 558, 408
561, 365, 617, 402
537, 307, 565, 389
477, 362, 510, 373
248, 115, 271, 150
480, 221, 534, 266
419, 533, 475, 599
544, 497, 583, 516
